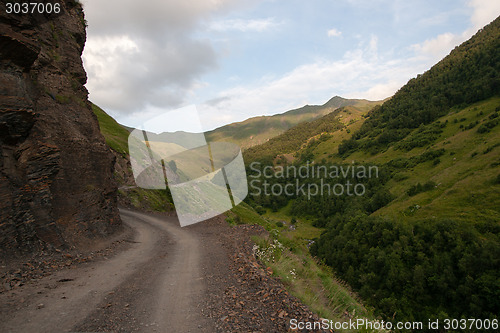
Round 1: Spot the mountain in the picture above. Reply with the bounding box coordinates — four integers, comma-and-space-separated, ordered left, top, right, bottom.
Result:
338, 17, 500, 156
206, 96, 382, 150
78, 13, 500, 326
243, 103, 372, 163
0, 2, 120, 256
243, 16, 500, 323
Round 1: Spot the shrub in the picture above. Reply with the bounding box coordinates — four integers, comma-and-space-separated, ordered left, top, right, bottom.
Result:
396, 123, 443, 151
312, 217, 328, 228
367, 189, 394, 213
338, 138, 358, 156
465, 121, 479, 130
417, 149, 446, 163
477, 125, 488, 133
255, 205, 266, 215
407, 181, 436, 196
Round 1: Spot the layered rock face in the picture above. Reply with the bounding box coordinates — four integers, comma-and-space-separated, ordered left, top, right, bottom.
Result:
0, 1, 121, 256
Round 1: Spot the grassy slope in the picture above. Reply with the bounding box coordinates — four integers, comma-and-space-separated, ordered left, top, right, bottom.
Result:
206, 97, 382, 150
228, 202, 381, 332
245, 96, 500, 222
243, 104, 373, 163
92, 103, 174, 212
92, 103, 130, 156
236, 97, 499, 326
317, 97, 500, 224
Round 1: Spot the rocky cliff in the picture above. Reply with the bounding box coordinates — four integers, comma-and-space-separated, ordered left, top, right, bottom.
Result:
0, 1, 121, 256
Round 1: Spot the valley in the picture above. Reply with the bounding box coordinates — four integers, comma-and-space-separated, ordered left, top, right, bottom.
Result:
238, 16, 500, 326
90, 15, 500, 329
1, 1, 499, 332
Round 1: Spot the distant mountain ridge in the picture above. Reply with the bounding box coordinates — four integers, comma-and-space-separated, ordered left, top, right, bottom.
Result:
205, 96, 382, 149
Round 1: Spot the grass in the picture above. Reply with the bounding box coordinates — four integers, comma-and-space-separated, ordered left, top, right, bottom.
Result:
371, 97, 500, 223
92, 103, 130, 156
118, 188, 173, 212
230, 202, 384, 332
300, 97, 500, 225
55, 94, 71, 104
234, 96, 500, 329
93, 103, 175, 212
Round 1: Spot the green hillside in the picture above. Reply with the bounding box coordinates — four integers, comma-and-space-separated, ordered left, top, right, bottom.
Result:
241, 16, 500, 325
338, 17, 500, 157
91, 16, 500, 325
92, 103, 130, 156
92, 103, 174, 212
243, 104, 372, 164
206, 96, 382, 150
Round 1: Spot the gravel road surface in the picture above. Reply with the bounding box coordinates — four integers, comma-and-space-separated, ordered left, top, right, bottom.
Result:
0, 208, 328, 333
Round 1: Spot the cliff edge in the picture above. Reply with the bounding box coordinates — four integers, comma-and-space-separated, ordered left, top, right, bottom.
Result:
0, 1, 121, 256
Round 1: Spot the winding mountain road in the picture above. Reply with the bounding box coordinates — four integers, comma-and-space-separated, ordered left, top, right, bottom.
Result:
0, 209, 214, 332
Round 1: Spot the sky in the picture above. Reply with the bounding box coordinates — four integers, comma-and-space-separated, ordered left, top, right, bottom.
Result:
80, 0, 500, 132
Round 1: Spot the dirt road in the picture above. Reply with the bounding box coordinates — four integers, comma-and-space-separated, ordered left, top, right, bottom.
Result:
0, 209, 327, 333
0, 208, 214, 333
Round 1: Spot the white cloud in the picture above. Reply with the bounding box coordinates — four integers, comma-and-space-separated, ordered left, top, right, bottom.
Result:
197, 38, 426, 130
345, 0, 390, 8
81, 0, 236, 36
327, 28, 342, 37
469, 0, 500, 30
410, 32, 465, 60
80, 0, 237, 113
356, 80, 402, 101
83, 34, 217, 112
368, 35, 378, 58
210, 18, 280, 32
411, 0, 500, 62
80, 0, 500, 132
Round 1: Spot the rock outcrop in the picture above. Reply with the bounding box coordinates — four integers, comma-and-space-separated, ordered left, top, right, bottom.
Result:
0, 1, 121, 256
